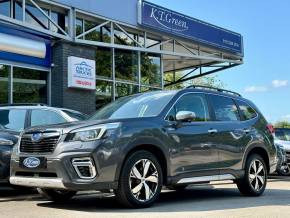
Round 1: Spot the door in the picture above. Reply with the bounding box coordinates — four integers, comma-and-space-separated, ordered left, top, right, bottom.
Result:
208, 95, 252, 170
165, 93, 219, 176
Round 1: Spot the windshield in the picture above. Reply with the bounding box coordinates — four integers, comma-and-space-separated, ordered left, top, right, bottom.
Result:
62, 110, 88, 121
90, 91, 176, 120
275, 129, 290, 141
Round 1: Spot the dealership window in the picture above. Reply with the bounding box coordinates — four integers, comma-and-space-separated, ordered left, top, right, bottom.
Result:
115, 49, 138, 82
51, 11, 68, 34
84, 20, 111, 43
141, 53, 161, 87
13, 67, 47, 104
95, 47, 112, 79
96, 80, 113, 110
141, 86, 161, 93
0, 0, 10, 17
115, 83, 139, 99
75, 18, 83, 37
114, 28, 138, 46
25, 4, 49, 29
0, 65, 10, 104
13, 0, 22, 20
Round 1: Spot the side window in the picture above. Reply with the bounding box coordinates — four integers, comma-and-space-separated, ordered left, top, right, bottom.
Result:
166, 93, 210, 122
236, 100, 257, 120
210, 95, 240, 121
31, 110, 66, 127
0, 109, 27, 131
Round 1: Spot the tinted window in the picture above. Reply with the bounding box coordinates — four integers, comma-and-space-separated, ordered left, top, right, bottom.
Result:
166, 93, 210, 122
62, 110, 87, 121
236, 100, 257, 120
275, 129, 290, 141
31, 110, 66, 127
0, 109, 27, 131
210, 95, 240, 121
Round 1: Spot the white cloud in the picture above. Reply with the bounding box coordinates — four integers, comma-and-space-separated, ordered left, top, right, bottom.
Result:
272, 80, 288, 88
283, 115, 290, 120
244, 86, 268, 93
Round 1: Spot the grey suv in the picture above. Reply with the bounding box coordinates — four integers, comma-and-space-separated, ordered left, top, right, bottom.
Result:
10, 87, 277, 208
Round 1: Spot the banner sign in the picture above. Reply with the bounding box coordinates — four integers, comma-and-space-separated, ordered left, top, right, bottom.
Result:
138, 0, 243, 56
68, 56, 96, 90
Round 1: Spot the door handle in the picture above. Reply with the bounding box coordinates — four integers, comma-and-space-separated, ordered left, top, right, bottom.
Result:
208, 129, 218, 134
243, 129, 250, 134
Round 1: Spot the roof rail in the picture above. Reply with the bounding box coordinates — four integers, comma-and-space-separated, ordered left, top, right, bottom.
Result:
186, 85, 242, 97
0, 103, 48, 107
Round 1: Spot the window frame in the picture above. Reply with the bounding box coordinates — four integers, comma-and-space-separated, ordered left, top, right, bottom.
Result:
164, 92, 212, 123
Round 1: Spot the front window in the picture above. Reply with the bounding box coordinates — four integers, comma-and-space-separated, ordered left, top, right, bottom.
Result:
90, 91, 176, 120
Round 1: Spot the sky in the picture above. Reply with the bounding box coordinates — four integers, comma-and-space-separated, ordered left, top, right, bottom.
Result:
149, 0, 290, 124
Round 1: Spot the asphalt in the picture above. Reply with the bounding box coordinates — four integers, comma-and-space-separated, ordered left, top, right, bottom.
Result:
0, 176, 290, 218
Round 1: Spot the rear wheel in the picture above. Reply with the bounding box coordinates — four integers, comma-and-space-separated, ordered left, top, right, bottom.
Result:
37, 188, 77, 202
237, 154, 267, 196
114, 150, 163, 208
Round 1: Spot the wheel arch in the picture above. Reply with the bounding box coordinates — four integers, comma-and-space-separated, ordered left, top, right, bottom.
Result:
243, 146, 270, 173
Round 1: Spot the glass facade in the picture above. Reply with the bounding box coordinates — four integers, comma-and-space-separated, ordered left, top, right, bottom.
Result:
95, 47, 112, 79
141, 53, 161, 87
115, 49, 138, 82
116, 83, 139, 99
96, 80, 113, 110
0, 65, 48, 105
0, 65, 10, 104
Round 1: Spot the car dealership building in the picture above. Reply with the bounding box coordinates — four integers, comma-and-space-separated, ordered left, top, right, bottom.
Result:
0, 0, 243, 114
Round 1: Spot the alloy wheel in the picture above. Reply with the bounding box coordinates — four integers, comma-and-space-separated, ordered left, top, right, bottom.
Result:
129, 159, 159, 202
249, 159, 266, 191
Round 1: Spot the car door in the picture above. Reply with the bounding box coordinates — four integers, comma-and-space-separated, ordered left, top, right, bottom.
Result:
165, 92, 219, 176
207, 94, 251, 170
29, 109, 67, 127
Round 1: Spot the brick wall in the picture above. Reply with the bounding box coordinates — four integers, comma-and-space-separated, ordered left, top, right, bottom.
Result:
51, 42, 96, 115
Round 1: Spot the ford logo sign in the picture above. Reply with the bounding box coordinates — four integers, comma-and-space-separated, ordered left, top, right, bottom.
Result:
23, 157, 41, 168
31, 133, 42, 142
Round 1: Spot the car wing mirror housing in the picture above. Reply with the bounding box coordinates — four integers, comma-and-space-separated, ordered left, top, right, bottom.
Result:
0, 138, 14, 146
176, 111, 196, 122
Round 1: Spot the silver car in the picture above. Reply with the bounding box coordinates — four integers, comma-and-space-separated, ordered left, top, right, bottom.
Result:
274, 128, 290, 176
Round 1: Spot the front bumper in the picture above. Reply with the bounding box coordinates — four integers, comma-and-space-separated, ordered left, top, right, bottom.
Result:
10, 177, 66, 189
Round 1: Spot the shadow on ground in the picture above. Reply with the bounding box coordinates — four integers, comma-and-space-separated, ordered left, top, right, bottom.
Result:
36, 178, 290, 213
0, 185, 41, 202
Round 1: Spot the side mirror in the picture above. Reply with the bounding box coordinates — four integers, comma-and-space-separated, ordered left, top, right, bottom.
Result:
176, 111, 196, 122
0, 138, 14, 146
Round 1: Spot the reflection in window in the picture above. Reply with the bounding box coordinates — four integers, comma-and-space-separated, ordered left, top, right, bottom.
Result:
25, 4, 49, 29
115, 49, 138, 82
31, 110, 66, 127
84, 20, 111, 43
141, 53, 161, 87
0, 109, 26, 131
115, 83, 139, 99
114, 29, 138, 46
96, 47, 112, 79
13, 67, 47, 104
141, 86, 160, 92
96, 80, 112, 110
0, 0, 10, 17
75, 18, 83, 37
13, 0, 22, 20
0, 65, 10, 104
51, 11, 68, 33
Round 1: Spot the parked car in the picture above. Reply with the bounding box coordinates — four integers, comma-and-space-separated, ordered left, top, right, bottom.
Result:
274, 128, 290, 176
9, 87, 277, 208
0, 104, 87, 183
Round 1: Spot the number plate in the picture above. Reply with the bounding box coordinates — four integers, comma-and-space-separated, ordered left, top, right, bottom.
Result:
19, 157, 47, 169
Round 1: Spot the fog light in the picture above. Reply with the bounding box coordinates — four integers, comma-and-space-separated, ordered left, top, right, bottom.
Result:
72, 157, 97, 179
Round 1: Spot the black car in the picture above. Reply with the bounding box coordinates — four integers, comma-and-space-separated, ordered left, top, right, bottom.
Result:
10, 87, 277, 208
0, 104, 87, 183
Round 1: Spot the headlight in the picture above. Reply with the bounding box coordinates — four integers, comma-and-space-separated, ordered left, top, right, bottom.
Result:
65, 123, 120, 142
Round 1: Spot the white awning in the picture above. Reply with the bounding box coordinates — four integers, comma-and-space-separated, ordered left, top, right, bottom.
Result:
0, 32, 46, 58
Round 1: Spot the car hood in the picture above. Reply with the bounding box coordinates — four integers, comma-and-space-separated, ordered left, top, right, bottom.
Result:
24, 119, 121, 135
275, 139, 290, 151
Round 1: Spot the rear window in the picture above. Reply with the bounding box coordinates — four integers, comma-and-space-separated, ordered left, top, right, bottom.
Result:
0, 109, 27, 131
236, 100, 257, 120
210, 95, 240, 121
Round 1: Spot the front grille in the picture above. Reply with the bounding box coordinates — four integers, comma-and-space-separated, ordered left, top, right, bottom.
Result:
20, 132, 60, 153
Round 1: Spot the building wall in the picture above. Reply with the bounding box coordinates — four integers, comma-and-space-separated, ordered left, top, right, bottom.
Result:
51, 42, 96, 115
53, 0, 138, 26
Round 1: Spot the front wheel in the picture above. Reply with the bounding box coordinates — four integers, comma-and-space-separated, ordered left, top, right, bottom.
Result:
237, 154, 267, 196
114, 150, 163, 208
37, 188, 77, 202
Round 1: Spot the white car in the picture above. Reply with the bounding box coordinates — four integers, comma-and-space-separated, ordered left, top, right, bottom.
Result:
274, 128, 290, 176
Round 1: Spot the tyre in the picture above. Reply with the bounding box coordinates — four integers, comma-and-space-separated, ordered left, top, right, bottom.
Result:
37, 188, 77, 202
114, 150, 163, 208
277, 163, 290, 176
237, 154, 267, 196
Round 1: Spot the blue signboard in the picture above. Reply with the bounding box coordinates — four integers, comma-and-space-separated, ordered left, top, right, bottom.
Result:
138, 0, 243, 56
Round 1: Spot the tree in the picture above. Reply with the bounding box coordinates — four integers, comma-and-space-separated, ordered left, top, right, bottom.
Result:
164, 71, 226, 90
274, 121, 290, 128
